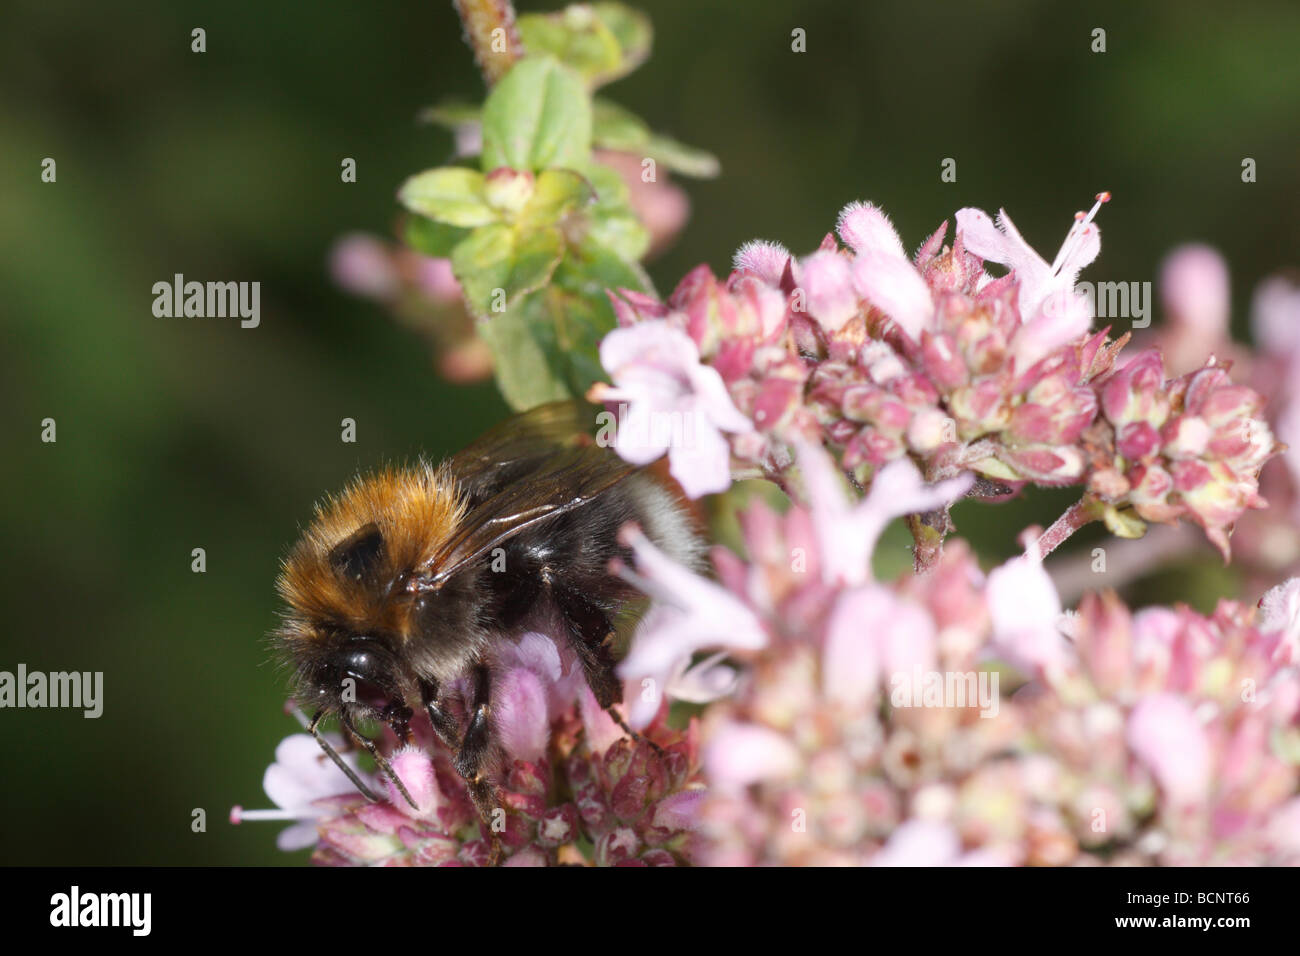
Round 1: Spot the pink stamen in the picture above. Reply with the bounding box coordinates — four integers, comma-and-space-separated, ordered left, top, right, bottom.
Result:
230, 805, 309, 825
1050, 190, 1111, 276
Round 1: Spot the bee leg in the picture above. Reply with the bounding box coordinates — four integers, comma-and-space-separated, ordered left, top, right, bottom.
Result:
418, 678, 461, 752
549, 580, 664, 757
455, 662, 503, 866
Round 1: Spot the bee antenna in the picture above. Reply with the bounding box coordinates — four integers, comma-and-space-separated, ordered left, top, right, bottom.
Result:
308, 710, 382, 803
339, 712, 421, 813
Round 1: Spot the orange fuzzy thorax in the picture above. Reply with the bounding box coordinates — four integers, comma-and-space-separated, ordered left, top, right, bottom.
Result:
276, 462, 466, 644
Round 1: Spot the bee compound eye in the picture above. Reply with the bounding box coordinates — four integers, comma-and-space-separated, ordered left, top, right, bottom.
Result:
322, 640, 398, 706
341, 646, 382, 680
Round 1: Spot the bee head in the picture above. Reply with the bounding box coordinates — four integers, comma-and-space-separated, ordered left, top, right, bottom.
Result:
288, 630, 414, 739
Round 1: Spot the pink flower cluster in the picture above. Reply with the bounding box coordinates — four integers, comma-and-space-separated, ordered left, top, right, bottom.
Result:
595, 196, 1278, 561
1151, 247, 1300, 581
233, 636, 704, 866
617, 443, 1300, 865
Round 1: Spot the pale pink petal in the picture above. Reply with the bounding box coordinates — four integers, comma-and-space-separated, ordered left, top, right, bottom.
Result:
870, 820, 960, 866
1251, 276, 1300, 355
578, 685, 627, 756
494, 667, 551, 763
651, 789, 705, 831
822, 587, 884, 708
825, 586, 934, 711
276, 822, 322, 853
836, 200, 907, 259
667, 651, 739, 704
957, 204, 1101, 321
798, 441, 971, 587
703, 720, 801, 789
686, 362, 756, 435
610, 402, 674, 465
1054, 221, 1101, 288
956, 207, 1049, 297
1267, 797, 1300, 856
1259, 578, 1300, 663
878, 597, 938, 677
1127, 693, 1211, 807
850, 252, 934, 340
987, 553, 1069, 675
799, 250, 860, 331
330, 234, 400, 300
385, 747, 441, 818
733, 239, 791, 285
503, 847, 548, 867
1012, 289, 1092, 370
623, 529, 767, 654
1160, 244, 1230, 342
668, 414, 735, 497
599, 319, 699, 379
263, 734, 366, 811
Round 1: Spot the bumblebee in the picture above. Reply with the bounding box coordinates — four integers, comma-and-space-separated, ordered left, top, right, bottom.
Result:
273, 401, 700, 854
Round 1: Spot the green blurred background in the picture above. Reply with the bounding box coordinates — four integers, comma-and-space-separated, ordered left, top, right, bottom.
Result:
2, 0, 1297, 864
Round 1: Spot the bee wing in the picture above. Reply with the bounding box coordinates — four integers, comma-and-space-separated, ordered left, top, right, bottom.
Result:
424, 401, 634, 582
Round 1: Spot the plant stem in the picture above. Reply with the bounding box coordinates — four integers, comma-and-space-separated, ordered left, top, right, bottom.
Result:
453, 0, 524, 85
1034, 498, 1101, 559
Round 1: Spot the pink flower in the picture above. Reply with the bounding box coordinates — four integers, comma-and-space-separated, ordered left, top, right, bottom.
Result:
329, 234, 401, 301
824, 585, 935, 710
596, 319, 753, 497
839, 201, 934, 340
231, 733, 371, 851
797, 439, 971, 587
703, 720, 802, 790
494, 632, 586, 763
986, 549, 1070, 677
383, 747, 444, 819
1259, 577, 1300, 663
618, 527, 768, 727
1252, 276, 1300, 357
1126, 694, 1211, 808
798, 250, 859, 331
956, 194, 1105, 322
956, 193, 1108, 369
733, 239, 792, 286
1160, 244, 1230, 345
1251, 277, 1300, 514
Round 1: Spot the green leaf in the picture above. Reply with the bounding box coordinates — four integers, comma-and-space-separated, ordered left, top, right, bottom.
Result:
592, 98, 720, 179
450, 223, 565, 316
517, 10, 622, 88
481, 57, 592, 172
479, 298, 573, 410
580, 163, 649, 261
481, 232, 652, 410
592, 98, 651, 151
517, 169, 596, 229
591, 3, 652, 77
547, 239, 648, 394
398, 167, 497, 227
403, 215, 471, 258
645, 133, 721, 179
516, 3, 652, 89
556, 234, 653, 303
